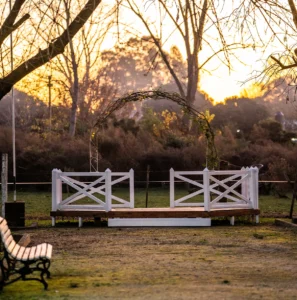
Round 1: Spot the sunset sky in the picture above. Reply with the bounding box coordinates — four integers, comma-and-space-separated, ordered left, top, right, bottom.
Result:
6, 0, 291, 105
98, 1, 288, 103
101, 33, 266, 102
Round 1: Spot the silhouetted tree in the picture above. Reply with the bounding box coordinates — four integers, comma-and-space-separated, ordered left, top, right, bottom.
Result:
0, 0, 104, 101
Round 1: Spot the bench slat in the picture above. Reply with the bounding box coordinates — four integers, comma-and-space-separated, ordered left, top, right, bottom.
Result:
35, 244, 42, 259
1, 225, 9, 238
0, 217, 7, 225
7, 239, 17, 253
45, 244, 53, 260
40, 243, 47, 258
0, 220, 8, 235
16, 246, 26, 260
3, 228, 12, 241
28, 246, 37, 261
4, 235, 14, 249
22, 247, 31, 261
10, 244, 20, 259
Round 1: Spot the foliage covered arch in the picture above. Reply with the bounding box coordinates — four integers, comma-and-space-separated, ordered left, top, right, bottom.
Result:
90, 90, 218, 171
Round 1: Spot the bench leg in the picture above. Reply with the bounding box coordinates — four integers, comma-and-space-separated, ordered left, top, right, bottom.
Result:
26, 270, 48, 290
0, 255, 23, 290
0, 253, 14, 282
0, 260, 5, 291
19, 260, 51, 290
0, 258, 51, 291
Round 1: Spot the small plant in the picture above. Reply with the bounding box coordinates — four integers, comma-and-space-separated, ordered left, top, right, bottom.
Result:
93, 282, 101, 287
222, 280, 230, 284
199, 239, 208, 245
69, 282, 79, 288
253, 233, 264, 239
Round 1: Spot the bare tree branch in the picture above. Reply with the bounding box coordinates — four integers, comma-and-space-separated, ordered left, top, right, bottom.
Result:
0, 0, 103, 101
270, 55, 297, 70
0, 0, 27, 47
127, 0, 186, 98
288, 0, 297, 30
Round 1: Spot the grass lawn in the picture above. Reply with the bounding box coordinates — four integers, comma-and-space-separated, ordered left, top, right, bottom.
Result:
2, 224, 297, 299
1, 187, 295, 226
1, 188, 297, 299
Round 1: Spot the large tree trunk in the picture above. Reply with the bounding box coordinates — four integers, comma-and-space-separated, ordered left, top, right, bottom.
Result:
0, 0, 102, 101
69, 70, 79, 137
69, 97, 78, 137
187, 0, 207, 105
66, 0, 80, 137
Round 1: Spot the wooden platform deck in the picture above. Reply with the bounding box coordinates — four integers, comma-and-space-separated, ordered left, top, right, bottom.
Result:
51, 207, 260, 219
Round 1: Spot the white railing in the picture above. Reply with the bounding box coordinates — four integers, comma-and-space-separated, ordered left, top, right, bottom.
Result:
170, 167, 259, 211
52, 168, 134, 212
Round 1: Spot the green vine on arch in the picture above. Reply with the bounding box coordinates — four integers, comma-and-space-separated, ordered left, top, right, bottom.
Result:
90, 90, 218, 170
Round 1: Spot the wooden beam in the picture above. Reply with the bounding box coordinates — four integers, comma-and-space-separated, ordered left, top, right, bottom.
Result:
50, 208, 260, 219
18, 233, 31, 247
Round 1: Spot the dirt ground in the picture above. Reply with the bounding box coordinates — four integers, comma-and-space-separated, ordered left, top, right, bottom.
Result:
2, 222, 297, 299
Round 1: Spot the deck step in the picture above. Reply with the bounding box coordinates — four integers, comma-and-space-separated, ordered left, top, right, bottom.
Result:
108, 218, 211, 227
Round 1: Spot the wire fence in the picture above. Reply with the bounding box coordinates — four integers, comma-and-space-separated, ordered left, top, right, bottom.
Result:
0, 180, 295, 185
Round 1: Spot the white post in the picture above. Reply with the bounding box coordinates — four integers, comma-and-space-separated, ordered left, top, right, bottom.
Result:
129, 169, 134, 208
230, 216, 235, 226
51, 217, 56, 227
255, 215, 259, 224
1, 154, 8, 218
170, 168, 174, 208
203, 168, 210, 211
52, 169, 57, 212
78, 217, 83, 228
241, 167, 248, 200
249, 167, 257, 209
105, 169, 112, 211
254, 167, 259, 210
52, 169, 62, 212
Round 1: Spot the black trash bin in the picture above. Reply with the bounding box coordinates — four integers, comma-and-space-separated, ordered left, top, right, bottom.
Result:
5, 202, 25, 227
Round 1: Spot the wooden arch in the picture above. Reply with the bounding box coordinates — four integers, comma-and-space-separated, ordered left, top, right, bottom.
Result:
89, 90, 218, 171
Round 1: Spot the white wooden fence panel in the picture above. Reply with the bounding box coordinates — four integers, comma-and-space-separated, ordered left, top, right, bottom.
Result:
174, 189, 204, 205
170, 167, 259, 210
110, 174, 130, 186
59, 177, 106, 204
111, 195, 131, 207
208, 174, 249, 203
53, 167, 258, 213
210, 203, 251, 209
174, 174, 204, 189
60, 172, 105, 176
209, 175, 249, 206
52, 169, 134, 212
58, 205, 106, 211
208, 170, 248, 175
59, 175, 106, 206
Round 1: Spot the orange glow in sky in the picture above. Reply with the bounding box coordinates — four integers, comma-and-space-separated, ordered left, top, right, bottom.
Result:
100, 1, 280, 104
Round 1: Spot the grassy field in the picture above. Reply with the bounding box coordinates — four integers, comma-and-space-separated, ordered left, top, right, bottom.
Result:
1, 187, 294, 226
1, 188, 297, 299
2, 224, 297, 299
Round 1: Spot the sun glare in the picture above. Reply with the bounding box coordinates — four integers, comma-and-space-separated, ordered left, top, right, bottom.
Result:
200, 74, 243, 103
200, 75, 266, 104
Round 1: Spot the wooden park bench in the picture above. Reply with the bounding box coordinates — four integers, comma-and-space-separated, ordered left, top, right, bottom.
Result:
0, 217, 53, 290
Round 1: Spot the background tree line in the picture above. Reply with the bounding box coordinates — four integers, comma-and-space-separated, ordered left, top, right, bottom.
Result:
1, 58, 297, 197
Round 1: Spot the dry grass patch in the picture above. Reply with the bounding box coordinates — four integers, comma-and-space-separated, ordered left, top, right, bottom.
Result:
2, 223, 297, 299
